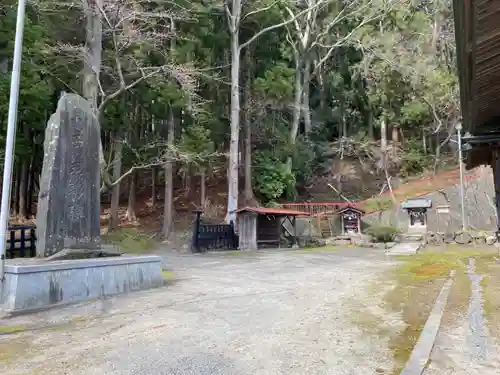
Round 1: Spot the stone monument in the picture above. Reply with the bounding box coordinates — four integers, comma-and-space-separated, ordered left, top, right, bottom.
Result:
36, 92, 109, 259
1, 94, 163, 314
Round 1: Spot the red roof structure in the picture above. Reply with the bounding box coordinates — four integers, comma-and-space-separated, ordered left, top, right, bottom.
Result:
235, 207, 309, 216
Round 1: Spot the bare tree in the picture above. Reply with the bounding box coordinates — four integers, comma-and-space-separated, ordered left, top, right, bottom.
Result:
223, 0, 326, 223
284, 0, 386, 165
47, 0, 198, 172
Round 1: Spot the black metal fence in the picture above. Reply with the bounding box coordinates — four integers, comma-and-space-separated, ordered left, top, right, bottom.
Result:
6, 225, 37, 259
192, 211, 238, 252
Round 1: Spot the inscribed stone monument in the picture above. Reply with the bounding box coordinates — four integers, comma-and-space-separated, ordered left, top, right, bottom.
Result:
36, 92, 101, 257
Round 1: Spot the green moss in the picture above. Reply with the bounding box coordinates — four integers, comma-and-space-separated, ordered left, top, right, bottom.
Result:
101, 228, 157, 254
162, 270, 175, 281
475, 258, 500, 337
373, 251, 485, 374
288, 246, 339, 253
0, 324, 25, 335
225, 250, 259, 256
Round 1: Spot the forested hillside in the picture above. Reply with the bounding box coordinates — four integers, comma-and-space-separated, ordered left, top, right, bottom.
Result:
0, 0, 459, 237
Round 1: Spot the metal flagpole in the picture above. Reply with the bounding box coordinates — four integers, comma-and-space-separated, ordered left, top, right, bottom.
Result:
456, 122, 466, 231
0, 0, 27, 283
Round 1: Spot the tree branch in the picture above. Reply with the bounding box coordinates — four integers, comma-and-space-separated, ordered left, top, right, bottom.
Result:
242, 0, 280, 21
238, 0, 325, 51
97, 67, 163, 114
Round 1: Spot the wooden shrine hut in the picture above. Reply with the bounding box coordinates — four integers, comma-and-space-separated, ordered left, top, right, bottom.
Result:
336, 206, 365, 235
235, 207, 309, 250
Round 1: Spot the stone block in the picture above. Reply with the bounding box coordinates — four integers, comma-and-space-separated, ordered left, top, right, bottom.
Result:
36, 93, 101, 257
385, 243, 422, 255
0, 256, 163, 313
486, 236, 497, 245
334, 239, 351, 246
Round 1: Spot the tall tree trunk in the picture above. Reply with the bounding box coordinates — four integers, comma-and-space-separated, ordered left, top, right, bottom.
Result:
126, 173, 137, 222
151, 167, 157, 206
125, 100, 139, 223
227, 26, 241, 223
318, 65, 327, 111
18, 159, 30, 219
108, 135, 123, 230
302, 59, 312, 135
243, 48, 254, 202
27, 150, 37, 217
340, 95, 347, 138
422, 129, 427, 155
380, 118, 387, 151
200, 168, 206, 208
183, 167, 191, 197
365, 105, 374, 139
392, 125, 400, 143
19, 123, 31, 219
12, 162, 20, 217
289, 56, 303, 171
83, 0, 103, 109
83, 0, 105, 185
162, 106, 175, 238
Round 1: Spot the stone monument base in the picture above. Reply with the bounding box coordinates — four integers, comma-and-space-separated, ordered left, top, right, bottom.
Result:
0, 255, 163, 313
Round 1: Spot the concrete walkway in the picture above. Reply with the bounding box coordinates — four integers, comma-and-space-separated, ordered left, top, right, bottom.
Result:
1, 248, 395, 375
424, 259, 500, 375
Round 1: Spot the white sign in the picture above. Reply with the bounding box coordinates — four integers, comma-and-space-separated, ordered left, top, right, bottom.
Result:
436, 206, 450, 214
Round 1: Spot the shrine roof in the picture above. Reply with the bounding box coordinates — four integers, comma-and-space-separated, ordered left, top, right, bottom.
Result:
336, 206, 365, 215
235, 207, 310, 216
401, 198, 432, 209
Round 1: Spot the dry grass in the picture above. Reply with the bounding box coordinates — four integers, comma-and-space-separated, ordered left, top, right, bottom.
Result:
101, 228, 158, 254
0, 337, 33, 364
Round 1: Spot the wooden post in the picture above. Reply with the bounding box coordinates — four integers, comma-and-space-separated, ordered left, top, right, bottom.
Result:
238, 212, 257, 251
492, 150, 500, 241
278, 216, 281, 248
293, 216, 297, 247
191, 210, 202, 252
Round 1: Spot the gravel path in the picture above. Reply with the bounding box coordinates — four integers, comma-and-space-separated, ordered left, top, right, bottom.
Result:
424, 258, 500, 375
467, 258, 489, 361
1, 249, 396, 375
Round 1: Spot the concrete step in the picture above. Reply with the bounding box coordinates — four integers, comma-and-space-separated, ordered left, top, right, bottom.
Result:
386, 242, 422, 256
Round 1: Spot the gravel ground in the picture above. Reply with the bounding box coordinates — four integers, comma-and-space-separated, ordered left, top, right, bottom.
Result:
1, 249, 396, 375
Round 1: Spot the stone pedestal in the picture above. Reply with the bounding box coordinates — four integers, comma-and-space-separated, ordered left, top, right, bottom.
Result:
1, 256, 163, 313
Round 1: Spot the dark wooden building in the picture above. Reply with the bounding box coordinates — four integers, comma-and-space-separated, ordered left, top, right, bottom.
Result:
235, 207, 309, 250
453, 0, 500, 238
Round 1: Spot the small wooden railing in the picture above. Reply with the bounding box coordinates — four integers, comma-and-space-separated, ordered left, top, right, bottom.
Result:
6, 225, 37, 259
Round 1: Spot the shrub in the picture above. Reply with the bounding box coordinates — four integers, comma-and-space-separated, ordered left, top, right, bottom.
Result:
365, 225, 400, 243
